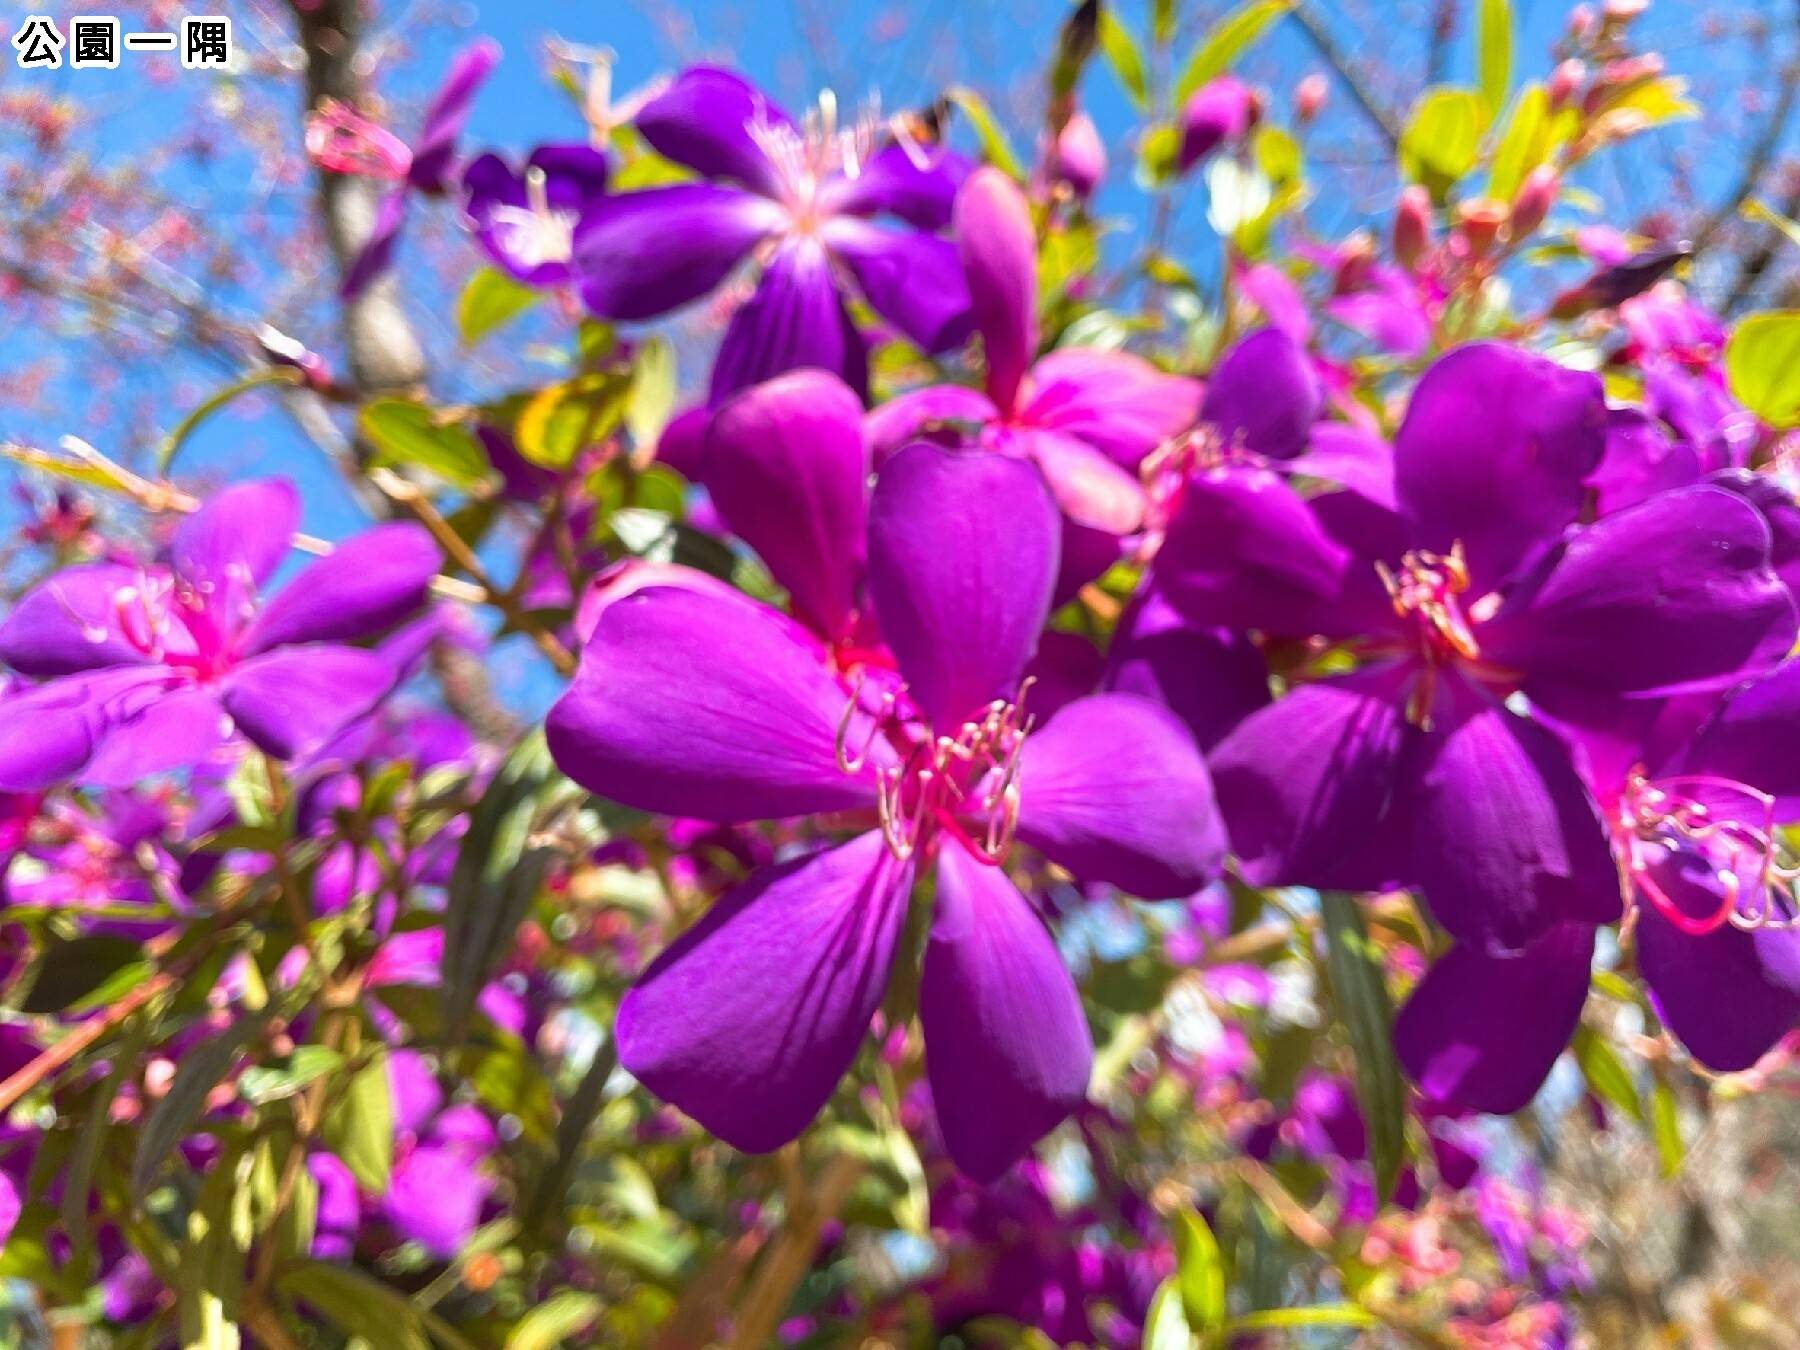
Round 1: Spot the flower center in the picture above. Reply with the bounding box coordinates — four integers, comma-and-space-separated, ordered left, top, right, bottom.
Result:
1376, 543, 1480, 665
304, 99, 414, 181
1616, 767, 1800, 935
748, 90, 932, 233
835, 679, 1035, 865
484, 166, 578, 268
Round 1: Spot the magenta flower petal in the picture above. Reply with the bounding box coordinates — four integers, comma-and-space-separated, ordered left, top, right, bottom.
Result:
632, 65, 793, 196
462, 144, 609, 287
0, 564, 160, 676
820, 142, 971, 230
82, 684, 228, 787
382, 1143, 493, 1258
1485, 485, 1797, 697
243, 523, 439, 654
821, 216, 972, 354
1014, 692, 1226, 898
704, 369, 869, 640
1394, 923, 1594, 1114
1020, 348, 1202, 468
1634, 855, 1800, 1072
546, 587, 888, 821
576, 185, 781, 320
864, 384, 999, 462
1208, 667, 1412, 889
171, 478, 299, 593
922, 845, 1092, 1181
1683, 657, 1800, 811
952, 168, 1037, 411
220, 645, 398, 761
1588, 408, 1700, 515
617, 831, 913, 1153
340, 188, 409, 301
867, 445, 1058, 726
1288, 422, 1397, 512
1409, 694, 1622, 951
1014, 428, 1147, 533
407, 37, 501, 192
1103, 587, 1270, 752
1394, 343, 1606, 593
0, 675, 109, 790
1199, 327, 1321, 461
709, 238, 867, 403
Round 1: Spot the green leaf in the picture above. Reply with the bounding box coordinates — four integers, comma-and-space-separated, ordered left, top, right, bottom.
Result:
1476, 0, 1512, 118
1743, 198, 1800, 251
1172, 1209, 1226, 1332
1726, 311, 1800, 428
1143, 1277, 1195, 1350
1399, 87, 1485, 200
626, 336, 678, 452
20, 934, 149, 1014
1097, 10, 1149, 109
458, 266, 541, 346
236, 1045, 344, 1105
322, 1049, 394, 1193
507, 1291, 604, 1350
1136, 122, 1182, 188
360, 400, 490, 490
1050, 0, 1101, 101
1571, 1025, 1642, 1124
515, 372, 631, 469
1650, 1079, 1684, 1177
945, 87, 1025, 179
1319, 891, 1406, 1201
1226, 1305, 1377, 1332
1487, 83, 1548, 202
1174, 0, 1294, 103
132, 1012, 269, 1198
279, 1263, 431, 1350
1253, 126, 1302, 186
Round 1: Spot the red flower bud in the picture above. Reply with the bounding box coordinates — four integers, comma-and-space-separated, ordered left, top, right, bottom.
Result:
1509, 166, 1559, 240
1393, 186, 1434, 270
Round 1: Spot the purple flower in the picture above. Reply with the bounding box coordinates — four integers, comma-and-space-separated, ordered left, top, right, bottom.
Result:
1162, 342, 1796, 954
0, 479, 440, 790
307, 40, 501, 299
461, 144, 609, 288
575, 66, 973, 401
866, 169, 1201, 542
547, 441, 1224, 1178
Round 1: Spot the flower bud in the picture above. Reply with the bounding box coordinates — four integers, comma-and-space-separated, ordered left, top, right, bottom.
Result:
1178, 76, 1258, 172
1568, 4, 1598, 40
1548, 59, 1586, 110
1049, 110, 1106, 200
1509, 165, 1559, 239
1295, 72, 1328, 124
1455, 198, 1508, 258
1332, 232, 1376, 293
1392, 185, 1434, 270
1603, 0, 1648, 21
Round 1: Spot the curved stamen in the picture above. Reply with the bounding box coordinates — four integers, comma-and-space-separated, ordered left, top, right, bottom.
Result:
1376, 541, 1480, 663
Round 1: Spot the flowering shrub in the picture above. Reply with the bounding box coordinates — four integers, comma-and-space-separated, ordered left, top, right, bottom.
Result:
1, 0, 1798, 1345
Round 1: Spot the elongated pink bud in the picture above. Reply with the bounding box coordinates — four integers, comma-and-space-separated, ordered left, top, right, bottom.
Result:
1049, 111, 1106, 200
1547, 59, 1586, 110
954, 167, 1039, 415
1509, 165, 1559, 240
1393, 185, 1434, 270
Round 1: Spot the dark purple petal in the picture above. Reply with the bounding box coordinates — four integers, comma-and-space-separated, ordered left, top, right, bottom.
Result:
1208, 666, 1412, 889
863, 384, 998, 461
821, 216, 972, 353
1103, 586, 1270, 752
0, 674, 115, 789
243, 523, 439, 654
407, 38, 501, 192
1200, 327, 1321, 461
82, 684, 229, 786
382, 1144, 493, 1257
1408, 691, 1622, 951
821, 142, 971, 229
0, 564, 158, 676
1482, 485, 1797, 696
1589, 407, 1700, 516
633, 65, 791, 195
462, 144, 609, 287
172, 478, 299, 592
952, 168, 1037, 412
1012, 428, 1146, 534
1634, 855, 1800, 1071
617, 831, 912, 1153
1014, 692, 1226, 898
575, 185, 780, 320
220, 645, 398, 761
1020, 349, 1202, 469
1682, 657, 1800, 810
339, 188, 409, 301
708, 237, 867, 403
1394, 923, 1594, 1114
1394, 343, 1607, 593
1706, 466, 1800, 597
1178, 76, 1256, 169
1018, 630, 1104, 719
546, 586, 888, 820
866, 445, 1058, 727
921, 845, 1091, 1181
704, 369, 869, 640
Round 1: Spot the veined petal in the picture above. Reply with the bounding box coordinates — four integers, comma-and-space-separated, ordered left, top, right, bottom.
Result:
951, 168, 1036, 412
1014, 428, 1147, 534
1682, 657, 1800, 811
172, 479, 299, 593
243, 523, 439, 654
708, 237, 867, 403
820, 216, 972, 354
220, 645, 398, 761
1200, 327, 1321, 461
704, 369, 869, 640
1394, 343, 1606, 593
633, 65, 792, 195
1287, 422, 1397, 513
1103, 586, 1270, 752
1014, 692, 1226, 898
819, 142, 970, 230
1394, 923, 1594, 1114
1588, 407, 1700, 516
0, 563, 160, 676
866, 445, 1058, 727
0, 675, 114, 789
922, 845, 1092, 1181
1019, 348, 1202, 469
863, 384, 998, 462
546, 586, 889, 821
1482, 485, 1796, 696
617, 831, 912, 1153
575, 185, 781, 321
81, 684, 229, 787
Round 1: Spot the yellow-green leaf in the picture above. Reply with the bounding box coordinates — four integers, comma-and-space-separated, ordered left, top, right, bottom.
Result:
1605, 75, 1698, 128
1487, 83, 1547, 202
1571, 1025, 1642, 1125
1097, 9, 1149, 110
1400, 87, 1485, 200
1175, 0, 1295, 103
515, 372, 631, 468
322, 1050, 394, 1194
1173, 1208, 1226, 1331
1477, 0, 1512, 118
1743, 198, 1800, 251
1226, 1305, 1378, 1332
1726, 311, 1800, 428
1144, 1278, 1194, 1350
1320, 891, 1406, 1200
458, 266, 541, 346
508, 1291, 603, 1350
626, 336, 678, 452
945, 87, 1024, 179
278, 1263, 430, 1350
1650, 1079, 1684, 1178
360, 400, 490, 489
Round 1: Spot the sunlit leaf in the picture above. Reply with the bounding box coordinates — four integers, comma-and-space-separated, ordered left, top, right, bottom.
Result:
322, 1049, 394, 1194
1144, 1276, 1195, 1350
1400, 87, 1484, 200
945, 87, 1025, 179
508, 1292, 604, 1350
1320, 891, 1406, 1201
1173, 1208, 1227, 1331
1571, 1025, 1643, 1125
133, 1012, 269, 1198
1476, 0, 1511, 118
515, 372, 631, 469
1175, 0, 1294, 103
458, 266, 541, 347
626, 335, 679, 452
360, 400, 490, 490
1097, 9, 1149, 110
1726, 311, 1800, 428
1651, 1078, 1684, 1177
279, 1263, 431, 1350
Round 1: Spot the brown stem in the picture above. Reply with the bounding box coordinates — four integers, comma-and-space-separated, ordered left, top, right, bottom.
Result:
725, 1151, 863, 1350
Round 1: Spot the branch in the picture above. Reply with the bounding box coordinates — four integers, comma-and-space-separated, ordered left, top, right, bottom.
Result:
1692, 0, 1800, 257
1290, 3, 1402, 149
